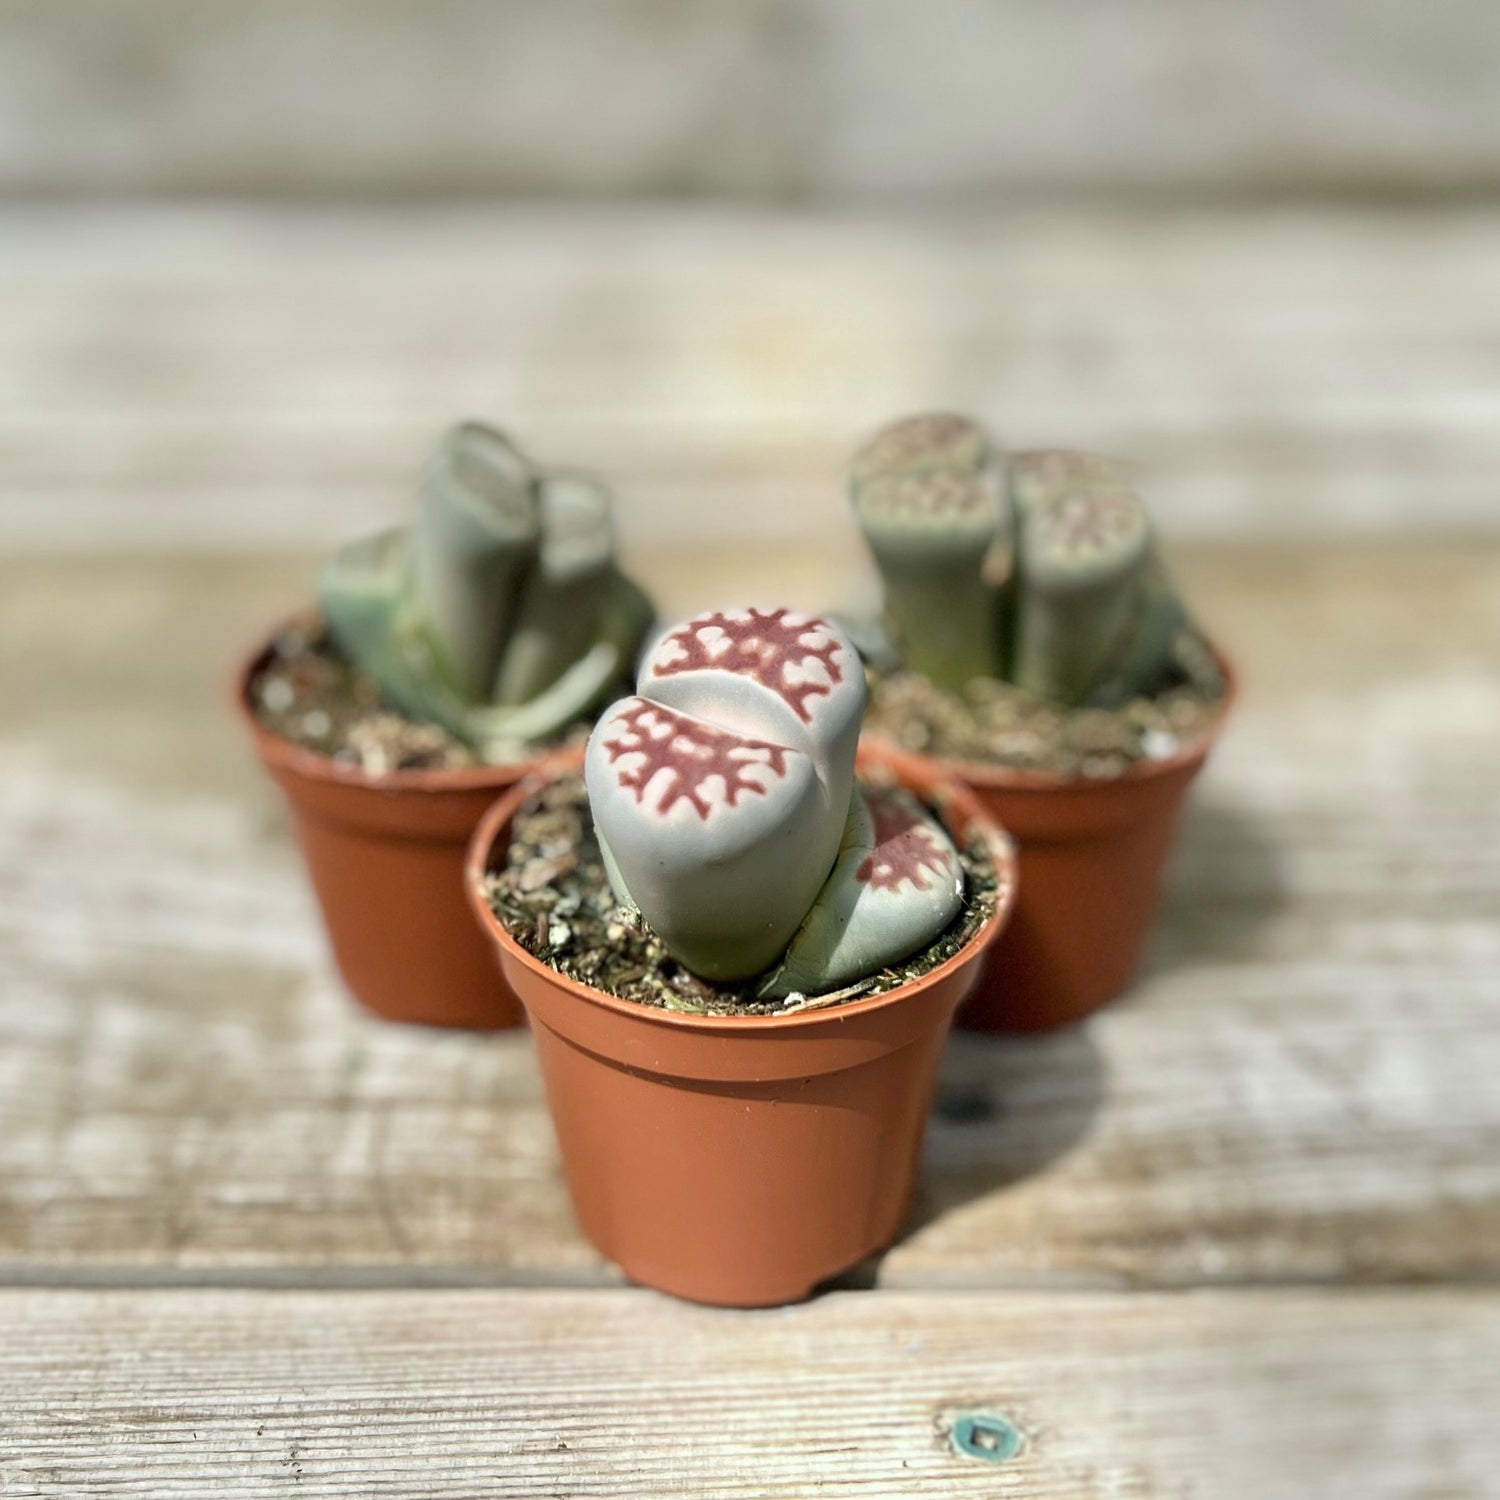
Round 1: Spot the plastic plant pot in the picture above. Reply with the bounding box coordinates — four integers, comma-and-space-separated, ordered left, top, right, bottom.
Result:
236, 630, 572, 1028
867, 654, 1236, 1032
464, 752, 1017, 1307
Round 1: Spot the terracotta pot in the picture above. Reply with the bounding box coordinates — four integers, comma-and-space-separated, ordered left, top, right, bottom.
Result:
868, 656, 1236, 1033
465, 754, 1017, 1307
235, 631, 570, 1028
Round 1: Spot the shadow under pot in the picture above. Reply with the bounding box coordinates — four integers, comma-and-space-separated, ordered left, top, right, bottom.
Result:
464, 755, 1017, 1308
235, 631, 571, 1029
867, 655, 1236, 1033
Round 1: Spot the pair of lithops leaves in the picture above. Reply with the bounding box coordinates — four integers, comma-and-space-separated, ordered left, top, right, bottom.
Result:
320, 422, 653, 760
586, 607, 965, 996
850, 414, 1184, 705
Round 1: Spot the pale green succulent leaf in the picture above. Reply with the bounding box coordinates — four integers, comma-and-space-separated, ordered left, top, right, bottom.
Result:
493, 473, 618, 705
413, 421, 542, 699
760, 787, 963, 999
1008, 448, 1134, 516
1084, 556, 1189, 707
318, 527, 442, 722
1012, 486, 1153, 705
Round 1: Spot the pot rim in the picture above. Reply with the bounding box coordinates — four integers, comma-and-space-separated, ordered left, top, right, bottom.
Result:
464, 756, 1019, 1036
865, 643, 1238, 792
233, 617, 572, 794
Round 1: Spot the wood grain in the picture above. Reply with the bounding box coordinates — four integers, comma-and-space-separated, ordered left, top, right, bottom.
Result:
6, 205, 1500, 552
2, 1287, 1497, 1498
2, 544, 1497, 1288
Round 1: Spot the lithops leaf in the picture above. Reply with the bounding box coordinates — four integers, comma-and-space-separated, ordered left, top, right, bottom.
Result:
641, 606, 861, 737
492, 473, 617, 706
1086, 555, 1188, 706
1009, 449, 1133, 516
412, 421, 541, 700
830, 610, 903, 675
639, 605, 866, 828
464, 567, 654, 757
849, 413, 1011, 690
851, 411, 991, 486
762, 786, 964, 999
1013, 485, 1153, 705
586, 608, 866, 983
587, 697, 829, 980
318, 527, 450, 725
319, 527, 409, 688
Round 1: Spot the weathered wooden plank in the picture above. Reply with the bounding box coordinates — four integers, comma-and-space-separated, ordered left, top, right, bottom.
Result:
2, 545, 1497, 1287
1, 1287, 1496, 1498
2, 1, 1499, 200
5, 206, 1500, 549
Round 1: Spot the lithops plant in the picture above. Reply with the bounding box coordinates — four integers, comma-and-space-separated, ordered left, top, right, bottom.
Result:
850, 415, 1187, 708
585, 607, 964, 995
320, 422, 654, 761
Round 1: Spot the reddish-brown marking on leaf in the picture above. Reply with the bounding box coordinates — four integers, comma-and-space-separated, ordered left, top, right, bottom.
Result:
856, 790, 952, 894
604, 700, 790, 821
1010, 449, 1126, 511
649, 608, 845, 724
1034, 488, 1143, 559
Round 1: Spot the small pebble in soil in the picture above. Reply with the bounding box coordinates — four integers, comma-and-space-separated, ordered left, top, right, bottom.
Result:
482, 772, 1003, 1017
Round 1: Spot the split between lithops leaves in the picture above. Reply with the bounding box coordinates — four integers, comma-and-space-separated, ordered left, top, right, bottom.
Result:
585, 606, 963, 991
850, 418, 1190, 707
319, 421, 654, 760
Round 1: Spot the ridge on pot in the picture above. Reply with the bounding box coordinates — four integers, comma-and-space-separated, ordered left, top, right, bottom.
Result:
848, 413, 1234, 1031
234, 421, 656, 1028
466, 606, 1017, 1306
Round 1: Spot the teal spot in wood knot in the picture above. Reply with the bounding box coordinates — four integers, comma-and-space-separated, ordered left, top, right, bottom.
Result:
950, 1411, 1023, 1463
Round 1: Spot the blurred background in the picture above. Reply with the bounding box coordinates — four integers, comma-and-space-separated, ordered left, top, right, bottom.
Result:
3, 0, 1499, 565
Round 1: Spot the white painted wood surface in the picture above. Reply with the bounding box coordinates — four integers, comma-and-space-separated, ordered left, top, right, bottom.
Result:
3, 543, 1497, 1290
2, 1287, 1497, 1498
3, 1, 1499, 200
3, 204, 1499, 1492
5, 206, 1500, 553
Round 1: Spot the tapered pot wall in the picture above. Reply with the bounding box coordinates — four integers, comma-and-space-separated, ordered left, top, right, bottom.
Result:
236, 636, 540, 1029
868, 658, 1234, 1032
466, 757, 1016, 1307
959, 751, 1211, 1031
